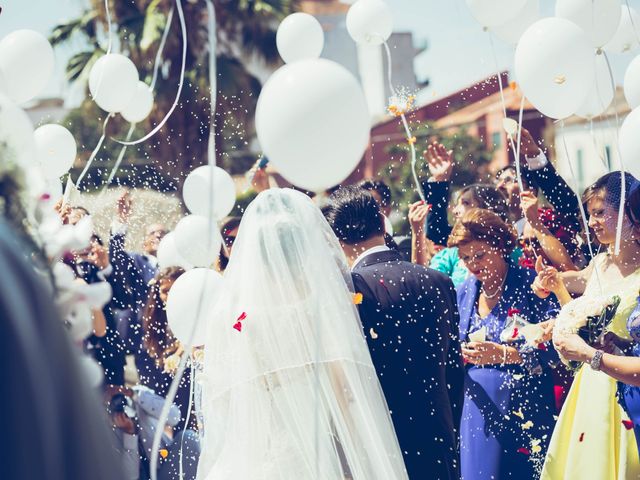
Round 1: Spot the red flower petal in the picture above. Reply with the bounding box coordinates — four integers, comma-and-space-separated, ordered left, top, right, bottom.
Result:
623, 420, 634, 430
537, 343, 548, 351
517, 448, 530, 455
508, 307, 521, 317
237, 312, 247, 322
233, 321, 242, 332
512, 328, 519, 339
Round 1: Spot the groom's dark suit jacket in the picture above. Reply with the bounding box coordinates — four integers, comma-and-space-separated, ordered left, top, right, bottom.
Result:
353, 248, 464, 480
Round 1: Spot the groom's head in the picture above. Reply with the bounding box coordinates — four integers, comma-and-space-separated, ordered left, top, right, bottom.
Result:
324, 186, 386, 262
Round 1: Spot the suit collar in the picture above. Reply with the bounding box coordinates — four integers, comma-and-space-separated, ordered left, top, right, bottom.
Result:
352, 249, 402, 270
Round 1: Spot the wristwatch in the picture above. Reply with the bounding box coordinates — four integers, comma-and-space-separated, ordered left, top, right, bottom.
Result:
590, 350, 604, 371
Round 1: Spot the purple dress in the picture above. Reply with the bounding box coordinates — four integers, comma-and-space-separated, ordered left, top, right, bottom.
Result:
456, 263, 558, 480
618, 298, 640, 453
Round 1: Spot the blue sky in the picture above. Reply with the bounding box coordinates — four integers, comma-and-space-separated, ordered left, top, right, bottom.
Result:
1, 0, 639, 101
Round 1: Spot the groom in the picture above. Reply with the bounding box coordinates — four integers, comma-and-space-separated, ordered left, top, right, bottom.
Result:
325, 186, 464, 480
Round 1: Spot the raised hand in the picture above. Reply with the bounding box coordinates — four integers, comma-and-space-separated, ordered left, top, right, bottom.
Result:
520, 191, 540, 225
508, 127, 541, 159
117, 190, 132, 224
408, 200, 431, 235
424, 141, 454, 182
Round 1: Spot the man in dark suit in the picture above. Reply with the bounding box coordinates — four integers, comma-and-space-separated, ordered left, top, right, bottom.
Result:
325, 186, 464, 480
109, 191, 167, 358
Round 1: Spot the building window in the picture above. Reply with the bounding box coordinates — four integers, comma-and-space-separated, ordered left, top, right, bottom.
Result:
492, 132, 502, 148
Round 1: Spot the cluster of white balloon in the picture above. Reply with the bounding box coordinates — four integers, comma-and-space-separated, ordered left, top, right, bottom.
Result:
255, 12, 371, 192
0, 30, 76, 196
160, 165, 236, 344
467, 0, 640, 254
467, 0, 640, 178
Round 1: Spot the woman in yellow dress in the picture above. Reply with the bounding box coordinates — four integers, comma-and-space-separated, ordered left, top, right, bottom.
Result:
534, 172, 640, 479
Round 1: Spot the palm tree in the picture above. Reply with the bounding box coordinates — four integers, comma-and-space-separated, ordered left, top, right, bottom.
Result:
51, 0, 295, 188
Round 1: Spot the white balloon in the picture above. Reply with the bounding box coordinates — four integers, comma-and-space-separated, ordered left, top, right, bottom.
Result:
276, 13, 324, 64
166, 267, 223, 345
0, 93, 35, 168
346, 0, 393, 46
466, 0, 528, 28
89, 54, 139, 113
157, 232, 193, 270
491, 0, 540, 45
255, 59, 370, 192
33, 124, 77, 179
0, 30, 54, 104
619, 107, 640, 178
183, 165, 236, 219
625, 55, 640, 109
120, 81, 154, 123
605, 6, 640, 53
556, 0, 621, 48
515, 18, 593, 119
575, 53, 615, 119
173, 215, 222, 268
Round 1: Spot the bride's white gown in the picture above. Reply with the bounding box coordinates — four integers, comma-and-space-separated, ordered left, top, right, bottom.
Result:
196, 189, 407, 480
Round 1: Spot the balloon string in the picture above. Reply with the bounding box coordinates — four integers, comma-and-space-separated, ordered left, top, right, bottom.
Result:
99, 123, 135, 196
150, 7, 174, 91
115, 0, 187, 146
105, 0, 113, 55
205, 0, 217, 167
76, 113, 113, 189
148, 3, 216, 478
589, 117, 610, 170
382, 40, 425, 202
487, 31, 522, 187
602, 50, 625, 255
558, 119, 598, 284
514, 94, 525, 193
625, 0, 640, 46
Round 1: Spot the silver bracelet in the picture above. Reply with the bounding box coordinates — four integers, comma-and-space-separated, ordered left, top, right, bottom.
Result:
589, 350, 604, 371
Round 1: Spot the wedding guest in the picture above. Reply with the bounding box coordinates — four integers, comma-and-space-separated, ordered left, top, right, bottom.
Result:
106, 385, 200, 480
421, 184, 510, 286
138, 266, 196, 431
519, 190, 582, 272
450, 208, 558, 480
326, 185, 464, 480
537, 172, 640, 480
109, 191, 167, 358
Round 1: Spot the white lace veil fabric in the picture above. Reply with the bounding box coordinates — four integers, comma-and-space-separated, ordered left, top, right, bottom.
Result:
197, 189, 407, 480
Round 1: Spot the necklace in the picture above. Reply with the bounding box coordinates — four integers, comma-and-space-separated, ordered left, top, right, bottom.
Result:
481, 271, 507, 299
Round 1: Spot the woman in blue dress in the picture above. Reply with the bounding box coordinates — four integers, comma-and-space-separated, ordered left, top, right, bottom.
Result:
449, 208, 559, 479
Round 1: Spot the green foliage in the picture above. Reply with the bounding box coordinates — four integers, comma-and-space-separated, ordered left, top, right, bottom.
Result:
50, 0, 296, 189
379, 121, 494, 235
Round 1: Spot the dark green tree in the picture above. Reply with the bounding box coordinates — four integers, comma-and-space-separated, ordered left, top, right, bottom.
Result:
51, 0, 296, 190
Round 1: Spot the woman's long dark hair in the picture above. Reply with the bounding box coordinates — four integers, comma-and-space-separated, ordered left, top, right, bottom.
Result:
142, 266, 184, 366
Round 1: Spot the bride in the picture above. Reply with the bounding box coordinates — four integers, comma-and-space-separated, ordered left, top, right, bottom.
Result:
196, 188, 408, 480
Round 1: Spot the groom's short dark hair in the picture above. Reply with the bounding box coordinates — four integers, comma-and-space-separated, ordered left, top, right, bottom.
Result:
325, 185, 384, 245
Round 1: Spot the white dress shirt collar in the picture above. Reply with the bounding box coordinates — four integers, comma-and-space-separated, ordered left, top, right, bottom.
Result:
351, 244, 391, 271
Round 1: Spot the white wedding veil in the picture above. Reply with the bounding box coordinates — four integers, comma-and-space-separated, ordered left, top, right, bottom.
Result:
197, 188, 407, 480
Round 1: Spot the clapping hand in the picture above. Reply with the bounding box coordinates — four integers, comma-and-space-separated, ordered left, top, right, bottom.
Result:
424, 141, 453, 182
